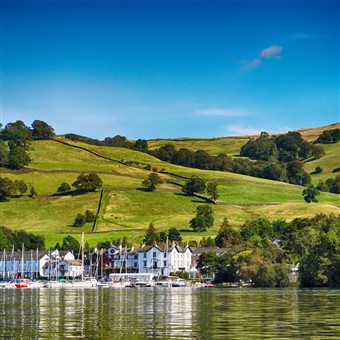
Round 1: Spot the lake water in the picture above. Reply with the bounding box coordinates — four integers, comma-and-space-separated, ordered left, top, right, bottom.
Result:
1, 287, 339, 339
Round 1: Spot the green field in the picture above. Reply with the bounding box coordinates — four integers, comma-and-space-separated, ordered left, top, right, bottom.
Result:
0, 126, 339, 249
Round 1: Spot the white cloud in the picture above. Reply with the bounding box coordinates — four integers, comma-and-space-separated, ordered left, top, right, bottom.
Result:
244, 45, 283, 69
224, 124, 261, 136
260, 45, 283, 59
195, 108, 250, 117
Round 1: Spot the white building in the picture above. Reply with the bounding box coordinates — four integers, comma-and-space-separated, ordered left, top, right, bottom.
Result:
107, 243, 192, 276
0, 250, 76, 279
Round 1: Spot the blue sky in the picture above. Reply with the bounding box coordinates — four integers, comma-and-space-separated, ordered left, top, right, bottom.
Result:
1, 0, 339, 139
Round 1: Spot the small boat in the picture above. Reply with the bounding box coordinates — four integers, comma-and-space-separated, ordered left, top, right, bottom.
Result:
70, 277, 98, 288
15, 279, 43, 289
0, 280, 16, 289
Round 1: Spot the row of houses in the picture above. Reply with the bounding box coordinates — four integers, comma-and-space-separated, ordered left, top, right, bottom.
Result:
0, 244, 229, 280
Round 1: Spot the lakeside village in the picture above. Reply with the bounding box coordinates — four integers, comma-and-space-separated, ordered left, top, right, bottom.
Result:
0, 240, 224, 289
0, 235, 299, 289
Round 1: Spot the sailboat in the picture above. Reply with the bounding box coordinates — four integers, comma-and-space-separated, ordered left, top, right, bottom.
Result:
15, 244, 43, 289
71, 233, 98, 288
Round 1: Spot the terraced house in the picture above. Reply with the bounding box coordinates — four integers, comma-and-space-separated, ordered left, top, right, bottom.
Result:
107, 243, 193, 276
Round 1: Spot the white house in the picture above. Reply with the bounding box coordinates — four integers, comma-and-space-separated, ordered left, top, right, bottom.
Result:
0, 249, 75, 279
138, 243, 192, 276
106, 243, 193, 276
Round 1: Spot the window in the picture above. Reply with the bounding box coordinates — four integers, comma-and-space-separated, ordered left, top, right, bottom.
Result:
134, 262, 137, 268
143, 261, 147, 267
153, 261, 157, 269
153, 252, 156, 258
143, 253, 146, 258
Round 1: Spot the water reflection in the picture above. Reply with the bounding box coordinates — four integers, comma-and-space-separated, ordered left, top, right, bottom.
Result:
1, 288, 340, 339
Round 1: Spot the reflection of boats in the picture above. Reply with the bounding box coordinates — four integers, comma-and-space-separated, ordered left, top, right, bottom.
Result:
108, 273, 154, 288
156, 276, 190, 288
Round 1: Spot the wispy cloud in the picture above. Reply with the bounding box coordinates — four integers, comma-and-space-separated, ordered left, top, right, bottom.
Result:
224, 124, 261, 136
243, 45, 283, 69
292, 32, 322, 40
195, 108, 250, 117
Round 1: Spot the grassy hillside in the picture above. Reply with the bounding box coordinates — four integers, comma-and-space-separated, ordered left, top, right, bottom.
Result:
0, 125, 339, 249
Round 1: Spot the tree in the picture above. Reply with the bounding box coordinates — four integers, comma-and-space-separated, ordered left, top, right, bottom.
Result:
0, 226, 15, 251
14, 180, 28, 197
29, 186, 37, 198
190, 205, 214, 232
0, 139, 9, 167
72, 173, 103, 192
182, 176, 206, 195
143, 223, 160, 245
326, 175, 340, 194
73, 213, 86, 227
206, 182, 219, 203
160, 227, 182, 243
197, 251, 219, 276
310, 144, 325, 159
172, 148, 195, 167
1, 120, 32, 149
314, 166, 323, 174
31, 120, 55, 140
60, 235, 80, 253
0, 177, 15, 201
142, 173, 163, 192
215, 218, 241, 247
286, 160, 311, 186
85, 210, 96, 223
302, 185, 320, 203
133, 139, 148, 151
57, 182, 71, 194
8, 147, 31, 169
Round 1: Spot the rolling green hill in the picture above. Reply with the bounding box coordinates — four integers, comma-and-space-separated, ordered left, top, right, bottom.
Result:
0, 124, 339, 248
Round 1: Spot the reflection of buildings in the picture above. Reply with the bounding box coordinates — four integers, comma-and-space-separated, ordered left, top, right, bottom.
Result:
1, 287, 196, 338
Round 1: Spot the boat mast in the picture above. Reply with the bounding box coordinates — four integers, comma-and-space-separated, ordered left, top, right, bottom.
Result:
11, 245, 14, 279
21, 243, 24, 278
81, 232, 84, 281
30, 250, 33, 279
36, 248, 39, 279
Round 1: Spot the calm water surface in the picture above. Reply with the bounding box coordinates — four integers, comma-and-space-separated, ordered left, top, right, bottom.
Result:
1, 287, 339, 339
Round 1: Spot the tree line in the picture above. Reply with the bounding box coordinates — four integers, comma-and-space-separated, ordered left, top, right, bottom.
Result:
198, 213, 340, 288
150, 132, 319, 186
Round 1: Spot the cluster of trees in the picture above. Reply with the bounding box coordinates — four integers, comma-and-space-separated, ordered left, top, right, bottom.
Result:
64, 133, 149, 152
197, 214, 340, 287
142, 223, 183, 245
182, 176, 219, 202
240, 131, 325, 162
71, 173, 103, 192
315, 128, 340, 144
73, 210, 96, 227
0, 226, 45, 251
150, 138, 313, 186
56, 173, 103, 195
0, 120, 55, 169
0, 177, 37, 201
316, 174, 340, 194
